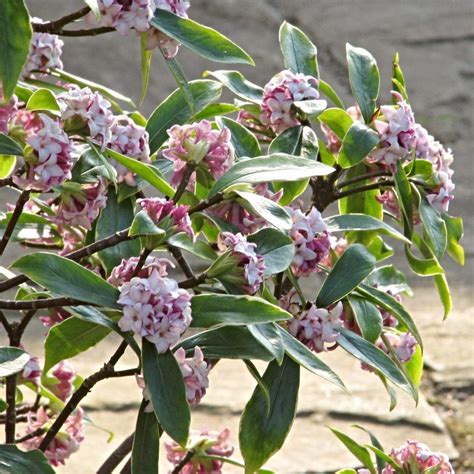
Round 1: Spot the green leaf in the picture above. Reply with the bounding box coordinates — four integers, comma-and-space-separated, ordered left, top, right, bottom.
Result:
12, 252, 120, 309
163, 53, 195, 113
316, 244, 376, 307
248, 228, 294, 275
140, 33, 153, 105
392, 52, 408, 102
150, 10, 254, 65
367, 265, 413, 296
190, 294, 291, 328
216, 117, 261, 158
96, 188, 140, 274
405, 344, 423, 388
146, 80, 222, 153
142, 342, 190, 446
178, 326, 275, 361
357, 284, 422, 348
434, 273, 452, 320
418, 192, 447, 259
0, 155, 16, 178
244, 360, 272, 413
393, 162, 413, 237
129, 210, 166, 238
330, 427, 376, 473
0, 210, 54, 242
209, 154, 333, 197
268, 126, 303, 156
319, 79, 345, 109
346, 43, 380, 123
248, 323, 284, 364
348, 295, 382, 343
353, 425, 387, 473
405, 244, 444, 276
239, 357, 300, 472
0, 347, 29, 377
167, 233, 217, 261
0, 445, 54, 474
0, 0, 32, 99
442, 214, 464, 265
338, 122, 379, 169
205, 70, 263, 103
338, 328, 417, 399
324, 214, 409, 243
81, 143, 117, 183
0, 134, 23, 156
279, 22, 318, 78
278, 327, 345, 389
235, 190, 291, 231
131, 400, 161, 474
192, 103, 240, 121
44, 316, 115, 373
26, 89, 60, 112
293, 99, 327, 117
105, 148, 174, 197
318, 108, 354, 139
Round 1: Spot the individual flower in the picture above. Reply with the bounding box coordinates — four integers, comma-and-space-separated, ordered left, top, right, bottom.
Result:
21, 354, 41, 386
260, 69, 320, 134
49, 361, 76, 401
382, 440, 454, 474
39, 308, 70, 328
165, 428, 234, 474
288, 302, 344, 353
174, 346, 210, 406
108, 256, 173, 286
13, 114, 73, 192
58, 85, 114, 146
54, 180, 108, 230
0, 86, 18, 134
117, 270, 192, 353
108, 115, 151, 186
215, 232, 265, 295
286, 206, 331, 277
22, 24, 64, 78
21, 407, 85, 467
137, 197, 194, 239
380, 331, 417, 363
368, 91, 416, 169
163, 120, 234, 187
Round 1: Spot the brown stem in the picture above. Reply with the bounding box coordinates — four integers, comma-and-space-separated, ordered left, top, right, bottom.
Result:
0, 310, 12, 336
173, 164, 196, 202
15, 427, 45, 444
178, 272, 207, 289
188, 193, 224, 214
97, 433, 135, 474
32, 6, 91, 33
168, 246, 195, 279
120, 458, 132, 474
17, 310, 37, 338
335, 180, 394, 200
336, 169, 390, 188
0, 297, 88, 311
171, 450, 196, 474
0, 190, 30, 256
130, 248, 152, 278
53, 27, 116, 37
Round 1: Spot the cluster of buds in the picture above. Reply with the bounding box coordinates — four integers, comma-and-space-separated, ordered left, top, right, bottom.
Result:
287, 301, 344, 353
54, 179, 108, 230
368, 91, 417, 169
22, 21, 64, 78
163, 120, 234, 187
117, 270, 192, 353
260, 69, 320, 134
138, 197, 194, 239
174, 346, 210, 406
22, 407, 85, 467
165, 428, 234, 473
13, 114, 73, 192
108, 256, 172, 286
212, 232, 265, 295
286, 206, 331, 277
0, 87, 18, 134
48, 361, 76, 401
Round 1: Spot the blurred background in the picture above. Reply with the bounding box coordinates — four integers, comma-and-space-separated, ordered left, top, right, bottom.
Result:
3, 0, 473, 472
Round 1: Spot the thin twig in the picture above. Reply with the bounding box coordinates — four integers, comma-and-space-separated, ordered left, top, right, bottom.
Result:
0, 297, 88, 311
173, 164, 196, 202
15, 427, 45, 444
32, 6, 91, 32
0, 310, 12, 336
178, 272, 207, 289
130, 248, 152, 278
17, 310, 38, 337
168, 246, 195, 279
53, 27, 115, 37
97, 433, 135, 474
171, 449, 196, 474
188, 193, 224, 214
0, 190, 30, 256
120, 457, 132, 474
335, 180, 394, 200
336, 169, 390, 188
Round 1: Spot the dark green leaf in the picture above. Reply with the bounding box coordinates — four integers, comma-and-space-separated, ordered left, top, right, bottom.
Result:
318, 108, 354, 139
163, 53, 195, 113
366, 265, 413, 296
0, 0, 32, 99
279, 22, 318, 78
418, 193, 447, 259
0, 347, 29, 377
167, 233, 217, 261
150, 10, 254, 65
347, 295, 382, 343
217, 116, 261, 158
353, 425, 387, 473
129, 210, 166, 238
26, 89, 60, 112
146, 80, 222, 153
292, 99, 327, 117
393, 163, 413, 237
268, 126, 303, 156
190, 294, 291, 327
319, 79, 345, 108
248, 323, 284, 364
346, 43, 380, 123
142, 342, 190, 446
205, 70, 263, 103
0, 445, 54, 474
0, 134, 23, 156
81, 143, 117, 183
12, 253, 120, 309
317, 244, 376, 307
239, 357, 300, 472
338, 122, 379, 169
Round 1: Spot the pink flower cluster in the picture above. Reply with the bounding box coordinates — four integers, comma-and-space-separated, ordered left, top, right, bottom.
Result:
163, 120, 234, 187
217, 232, 265, 294
54, 179, 108, 230
109, 116, 151, 186
50, 361, 76, 401
175, 346, 210, 406
108, 256, 172, 286
22, 25, 64, 78
58, 85, 115, 146
88, 0, 155, 35
165, 428, 234, 474
380, 331, 417, 363
117, 270, 192, 353
138, 197, 194, 239
288, 302, 344, 353
368, 91, 417, 169
260, 70, 320, 134
13, 114, 73, 192
40, 308, 70, 328
0, 87, 18, 134
22, 407, 85, 467
286, 206, 331, 277
382, 440, 454, 474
